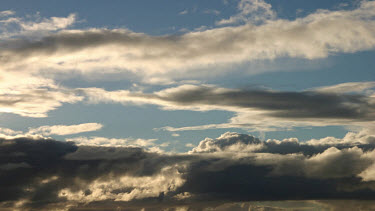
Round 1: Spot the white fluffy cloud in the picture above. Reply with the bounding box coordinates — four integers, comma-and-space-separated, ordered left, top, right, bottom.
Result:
190, 131, 375, 181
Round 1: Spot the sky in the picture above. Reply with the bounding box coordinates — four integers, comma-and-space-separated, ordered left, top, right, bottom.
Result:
0, 0, 375, 210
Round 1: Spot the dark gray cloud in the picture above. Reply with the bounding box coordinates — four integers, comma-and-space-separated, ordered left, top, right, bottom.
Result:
156, 86, 375, 120
1, 134, 375, 210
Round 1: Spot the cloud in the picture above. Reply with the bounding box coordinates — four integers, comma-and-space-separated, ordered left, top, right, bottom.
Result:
0, 13, 76, 42
0, 10, 15, 17
82, 82, 375, 131
1, 12, 76, 42
216, 0, 276, 25
0, 3, 374, 119
0, 123, 103, 140
203, 9, 221, 15
1, 130, 375, 210
179, 10, 188, 15
0, 127, 22, 136
2, 79, 374, 131
1, 2, 375, 85
312, 81, 375, 94
190, 131, 375, 154
66, 136, 157, 148
27, 123, 103, 136
19, 13, 76, 32
0, 85, 83, 117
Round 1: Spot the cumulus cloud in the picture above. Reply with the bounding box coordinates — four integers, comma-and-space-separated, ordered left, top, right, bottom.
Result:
1, 131, 375, 210
190, 131, 375, 154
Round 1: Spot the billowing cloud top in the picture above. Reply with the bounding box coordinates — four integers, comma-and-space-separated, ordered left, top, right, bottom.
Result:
1, 130, 375, 210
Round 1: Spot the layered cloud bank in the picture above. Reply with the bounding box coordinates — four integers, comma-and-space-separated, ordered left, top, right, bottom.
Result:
83, 82, 375, 131
1, 80, 374, 131
1, 131, 375, 210
1, 1, 375, 123
2, 1, 375, 76
0, 1, 375, 88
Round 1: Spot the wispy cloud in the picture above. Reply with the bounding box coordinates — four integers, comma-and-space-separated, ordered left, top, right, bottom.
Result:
0, 10, 15, 17
28, 123, 103, 136
203, 9, 221, 15
0, 85, 82, 117
216, 0, 276, 25
312, 81, 375, 94
0, 12, 76, 39
178, 9, 188, 15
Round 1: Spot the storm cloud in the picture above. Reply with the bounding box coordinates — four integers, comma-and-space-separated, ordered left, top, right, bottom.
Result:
1, 131, 375, 210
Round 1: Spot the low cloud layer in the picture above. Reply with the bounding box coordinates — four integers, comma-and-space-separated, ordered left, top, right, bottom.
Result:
1, 130, 375, 210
